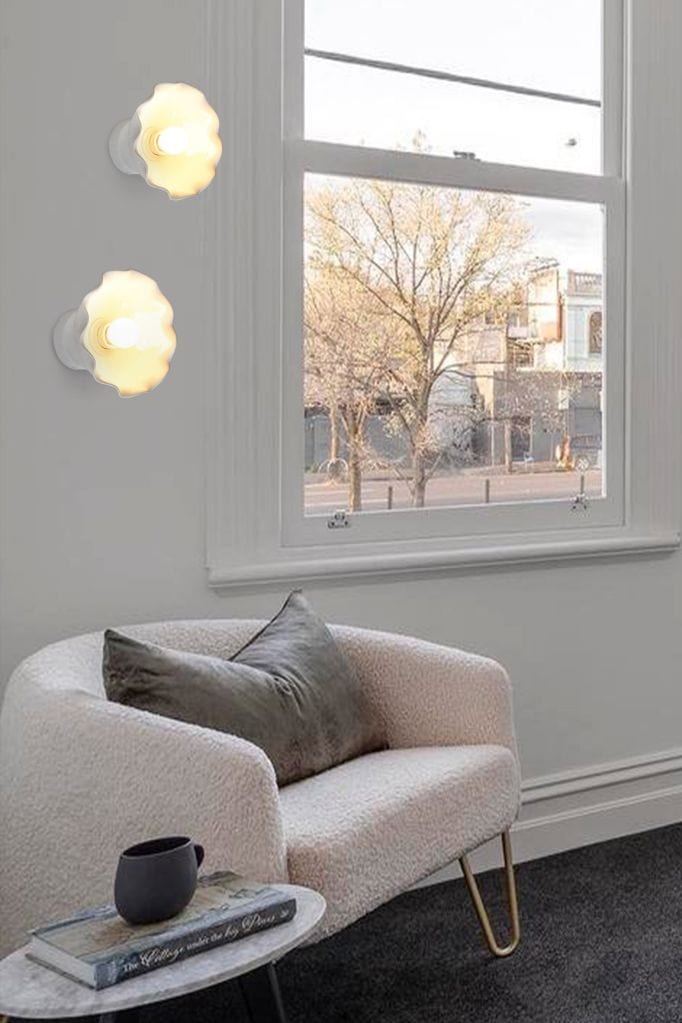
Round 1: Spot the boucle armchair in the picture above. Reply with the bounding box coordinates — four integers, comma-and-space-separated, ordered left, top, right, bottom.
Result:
0, 619, 521, 959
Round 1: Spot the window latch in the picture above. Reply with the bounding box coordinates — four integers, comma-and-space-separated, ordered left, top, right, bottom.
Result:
571, 475, 589, 512
327, 509, 351, 529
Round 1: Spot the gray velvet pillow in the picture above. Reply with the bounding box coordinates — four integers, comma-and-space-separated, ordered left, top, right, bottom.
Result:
102, 591, 386, 786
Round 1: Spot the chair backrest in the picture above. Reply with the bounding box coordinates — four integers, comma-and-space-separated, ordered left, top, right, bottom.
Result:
9, 619, 269, 701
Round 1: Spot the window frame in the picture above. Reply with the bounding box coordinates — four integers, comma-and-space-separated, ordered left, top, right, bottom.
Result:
205, 0, 680, 588
283, 0, 623, 546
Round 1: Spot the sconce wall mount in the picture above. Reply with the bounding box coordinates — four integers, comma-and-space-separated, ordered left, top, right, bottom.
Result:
53, 306, 92, 372
108, 117, 146, 179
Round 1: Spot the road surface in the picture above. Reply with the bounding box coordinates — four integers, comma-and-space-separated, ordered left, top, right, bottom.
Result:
304, 468, 601, 515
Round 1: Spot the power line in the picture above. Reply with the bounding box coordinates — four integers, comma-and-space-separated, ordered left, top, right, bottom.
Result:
305, 49, 601, 109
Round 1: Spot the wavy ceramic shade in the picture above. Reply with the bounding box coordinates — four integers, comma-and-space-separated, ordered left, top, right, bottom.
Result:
53, 271, 176, 397
109, 83, 222, 199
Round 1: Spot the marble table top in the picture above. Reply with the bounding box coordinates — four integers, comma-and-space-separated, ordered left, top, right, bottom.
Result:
0, 885, 326, 1019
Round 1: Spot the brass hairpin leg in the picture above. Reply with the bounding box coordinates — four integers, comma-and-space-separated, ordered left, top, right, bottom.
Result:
459, 830, 521, 958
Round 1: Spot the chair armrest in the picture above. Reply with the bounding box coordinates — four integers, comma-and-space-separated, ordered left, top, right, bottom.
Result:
337, 627, 518, 757
71, 696, 288, 877
0, 681, 287, 947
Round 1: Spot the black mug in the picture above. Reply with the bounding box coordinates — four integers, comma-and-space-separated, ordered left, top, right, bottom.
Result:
114, 836, 205, 926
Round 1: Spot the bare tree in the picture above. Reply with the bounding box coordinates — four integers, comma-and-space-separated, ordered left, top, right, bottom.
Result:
304, 263, 394, 511
306, 176, 529, 506
491, 368, 586, 472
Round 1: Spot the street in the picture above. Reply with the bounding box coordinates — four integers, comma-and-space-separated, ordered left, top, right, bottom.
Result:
305, 468, 601, 514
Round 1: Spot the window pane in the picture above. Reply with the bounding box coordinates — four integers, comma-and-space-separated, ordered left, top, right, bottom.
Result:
305, 58, 601, 174
306, 0, 601, 97
303, 174, 604, 516
304, 0, 603, 173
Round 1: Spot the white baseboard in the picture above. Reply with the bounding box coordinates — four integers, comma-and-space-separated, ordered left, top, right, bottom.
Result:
416, 745, 682, 887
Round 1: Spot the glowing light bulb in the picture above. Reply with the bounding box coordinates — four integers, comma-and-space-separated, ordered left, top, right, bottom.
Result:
105, 317, 140, 350
156, 126, 189, 156
109, 83, 222, 199
53, 271, 176, 397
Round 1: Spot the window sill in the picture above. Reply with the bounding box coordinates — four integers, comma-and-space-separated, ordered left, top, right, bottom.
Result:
208, 530, 680, 589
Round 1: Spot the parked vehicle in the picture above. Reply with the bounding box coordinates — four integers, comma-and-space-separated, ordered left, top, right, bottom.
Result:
571, 434, 601, 471
555, 434, 601, 472
556, 431, 601, 470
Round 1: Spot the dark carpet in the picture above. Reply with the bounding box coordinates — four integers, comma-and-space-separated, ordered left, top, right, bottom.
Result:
64, 824, 682, 1021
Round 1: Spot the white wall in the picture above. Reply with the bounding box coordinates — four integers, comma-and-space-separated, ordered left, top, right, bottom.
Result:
1, 1, 682, 858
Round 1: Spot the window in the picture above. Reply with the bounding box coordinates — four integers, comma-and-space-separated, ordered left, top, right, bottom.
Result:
206, 0, 679, 587
589, 311, 603, 354
284, 0, 623, 548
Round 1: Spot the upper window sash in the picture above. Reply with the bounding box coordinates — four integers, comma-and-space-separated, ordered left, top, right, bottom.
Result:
293, 0, 624, 178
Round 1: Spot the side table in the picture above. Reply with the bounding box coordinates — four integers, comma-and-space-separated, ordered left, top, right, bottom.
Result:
0, 885, 325, 1023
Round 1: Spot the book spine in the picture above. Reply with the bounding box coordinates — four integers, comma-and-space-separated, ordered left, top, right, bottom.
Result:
93, 899, 297, 989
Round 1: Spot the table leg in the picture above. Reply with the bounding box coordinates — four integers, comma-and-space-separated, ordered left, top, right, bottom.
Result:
238, 962, 287, 1023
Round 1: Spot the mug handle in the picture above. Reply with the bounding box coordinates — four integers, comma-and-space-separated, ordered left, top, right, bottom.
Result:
194, 843, 205, 869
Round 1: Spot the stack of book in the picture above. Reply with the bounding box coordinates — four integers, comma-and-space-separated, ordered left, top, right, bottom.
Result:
28, 872, 297, 990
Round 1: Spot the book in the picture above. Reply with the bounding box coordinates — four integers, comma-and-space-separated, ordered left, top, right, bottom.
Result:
28, 872, 297, 990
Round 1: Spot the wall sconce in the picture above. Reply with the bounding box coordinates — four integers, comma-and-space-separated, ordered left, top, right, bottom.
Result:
109, 83, 222, 199
53, 271, 176, 397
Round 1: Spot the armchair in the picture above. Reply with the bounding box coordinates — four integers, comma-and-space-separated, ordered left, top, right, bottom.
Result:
0, 619, 521, 958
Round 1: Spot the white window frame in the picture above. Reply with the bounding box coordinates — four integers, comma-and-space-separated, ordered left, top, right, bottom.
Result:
205, 0, 680, 588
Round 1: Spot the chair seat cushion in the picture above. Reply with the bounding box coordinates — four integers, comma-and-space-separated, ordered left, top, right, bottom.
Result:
279, 744, 519, 938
